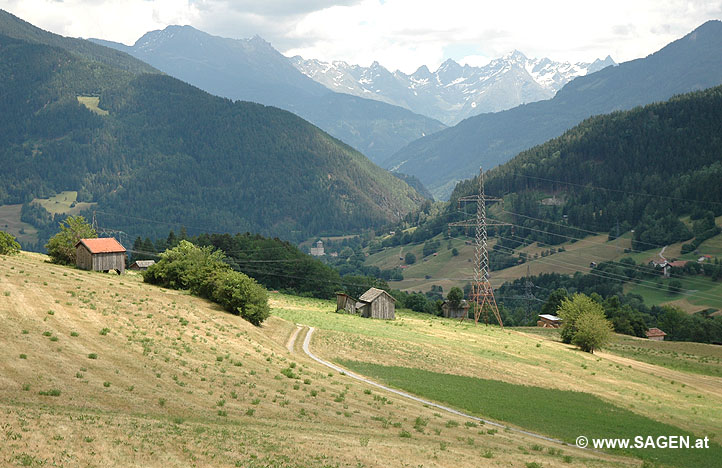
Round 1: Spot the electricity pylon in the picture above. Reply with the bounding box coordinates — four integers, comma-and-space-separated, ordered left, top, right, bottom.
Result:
448, 167, 509, 327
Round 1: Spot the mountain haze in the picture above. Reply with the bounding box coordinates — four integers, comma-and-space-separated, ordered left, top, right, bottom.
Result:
386, 20, 722, 199
91, 26, 446, 164
0, 14, 424, 245
292, 52, 615, 125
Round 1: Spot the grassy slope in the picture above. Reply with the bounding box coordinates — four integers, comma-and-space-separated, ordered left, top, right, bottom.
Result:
1, 252, 627, 468
272, 296, 722, 446
0, 204, 37, 244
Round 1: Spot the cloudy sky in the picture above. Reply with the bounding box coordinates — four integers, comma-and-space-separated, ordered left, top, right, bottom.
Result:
2, 0, 721, 73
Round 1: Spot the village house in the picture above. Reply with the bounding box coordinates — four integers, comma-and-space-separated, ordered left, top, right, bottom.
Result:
75, 238, 126, 274
645, 327, 667, 341
310, 240, 325, 256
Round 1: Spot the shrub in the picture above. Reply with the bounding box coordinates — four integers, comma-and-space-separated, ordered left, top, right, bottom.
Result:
404, 252, 416, 265
0, 231, 21, 255
144, 241, 269, 325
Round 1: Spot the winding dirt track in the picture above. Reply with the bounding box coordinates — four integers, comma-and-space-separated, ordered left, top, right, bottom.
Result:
288, 325, 603, 451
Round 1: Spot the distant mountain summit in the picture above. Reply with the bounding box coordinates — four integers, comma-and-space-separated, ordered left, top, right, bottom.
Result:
292, 52, 616, 125
91, 25, 445, 164
384, 20, 722, 199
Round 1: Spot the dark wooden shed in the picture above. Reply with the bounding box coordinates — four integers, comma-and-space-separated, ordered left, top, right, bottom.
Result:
335, 293, 356, 314
75, 238, 126, 274
129, 260, 155, 271
442, 299, 470, 319
356, 288, 395, 320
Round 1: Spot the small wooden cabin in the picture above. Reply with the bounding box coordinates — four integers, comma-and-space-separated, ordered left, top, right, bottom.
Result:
356, 288, 395, 320
537, 314, 562, 328
441, 299, 470, 319
645, 327, 667, 341
129, 260, 155, 271
335, 293, 356, 314
75, 238, 126, 274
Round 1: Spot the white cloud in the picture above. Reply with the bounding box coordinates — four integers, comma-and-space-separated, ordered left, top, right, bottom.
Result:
1, 0, 720, 70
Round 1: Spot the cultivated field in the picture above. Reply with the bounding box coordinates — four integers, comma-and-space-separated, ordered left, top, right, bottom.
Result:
0, 204, 38, 245
1, 252, 637, 467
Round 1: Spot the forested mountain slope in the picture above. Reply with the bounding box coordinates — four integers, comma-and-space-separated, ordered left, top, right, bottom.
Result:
387, 20, 722, 199
451, 85, 722, 249
0, 32, 423, 246
91, 25, 446, 164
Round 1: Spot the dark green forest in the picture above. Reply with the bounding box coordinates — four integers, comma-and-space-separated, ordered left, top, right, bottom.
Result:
0, 31, 423, 248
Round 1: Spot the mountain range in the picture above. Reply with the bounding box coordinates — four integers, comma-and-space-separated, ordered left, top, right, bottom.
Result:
0, 10, 424, 246
385, 20, 722, 199
292, 52, 616, 125
90, 26, 446, 164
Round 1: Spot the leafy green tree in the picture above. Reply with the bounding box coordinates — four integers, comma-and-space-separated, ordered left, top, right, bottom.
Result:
447, 287, 464, 308
557, 293, 602, 344
572, 307, 614, 353
451, 247, 459, 256
668, 279, 683, 294
0, 231, 21, 255
405, 252, 416, 265
45, 216, 96, 265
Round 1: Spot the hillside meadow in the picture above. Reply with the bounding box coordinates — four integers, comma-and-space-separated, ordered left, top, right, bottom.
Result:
0, 252, 635, 467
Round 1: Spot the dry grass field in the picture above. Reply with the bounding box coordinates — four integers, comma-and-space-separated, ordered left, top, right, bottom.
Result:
0, 252, 636, 467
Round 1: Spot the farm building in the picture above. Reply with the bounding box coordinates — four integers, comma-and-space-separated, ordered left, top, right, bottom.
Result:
335, 293, 356, 314
356, 288, 396, 320
75, 238, 126, 274
645, 328, 667, 341
537, 314, 562, 328
129, 260, 155, 271
441, 299, 470, 319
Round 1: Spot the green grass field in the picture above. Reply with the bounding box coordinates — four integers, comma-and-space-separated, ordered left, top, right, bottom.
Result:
517, 327, 722, 378
0, 204, 38, 244
624, 275, 722, 312
32, 190, 97, 216
339, 361, 722, 468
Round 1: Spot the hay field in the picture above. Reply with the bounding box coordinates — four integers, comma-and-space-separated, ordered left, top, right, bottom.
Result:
0, 252, 631, 467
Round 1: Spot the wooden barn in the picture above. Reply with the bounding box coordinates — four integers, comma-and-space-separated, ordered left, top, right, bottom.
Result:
75, 238, 126, 274
335, 293, 356, 314
129, 260, 155, 271
441, 299, 470, 319
356, 288, 395, 320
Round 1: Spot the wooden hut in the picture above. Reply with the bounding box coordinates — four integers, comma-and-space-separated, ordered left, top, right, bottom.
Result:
441, 299, 470, 319
537, 314, 562, 328
335, 293, 356, 314
356, 288, 395, 320
129, 259, 155, 271
75, 238, 126, 274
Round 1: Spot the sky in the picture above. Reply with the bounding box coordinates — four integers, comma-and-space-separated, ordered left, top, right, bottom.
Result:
2, 0, 721, 73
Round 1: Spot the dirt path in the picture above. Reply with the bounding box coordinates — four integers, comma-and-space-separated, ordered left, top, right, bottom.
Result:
289, 326, 608, 453
285, 325, 302, 353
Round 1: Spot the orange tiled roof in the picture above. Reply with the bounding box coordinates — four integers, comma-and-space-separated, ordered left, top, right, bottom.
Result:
75, 238, 126, 254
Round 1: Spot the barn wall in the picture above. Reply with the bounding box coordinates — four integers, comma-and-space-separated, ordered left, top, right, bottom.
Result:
76, 246, 93, 271
91, 252, 126, 274
370, 295, 395, 320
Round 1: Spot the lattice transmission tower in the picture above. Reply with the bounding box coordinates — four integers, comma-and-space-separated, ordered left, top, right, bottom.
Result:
448, 167, 509, 327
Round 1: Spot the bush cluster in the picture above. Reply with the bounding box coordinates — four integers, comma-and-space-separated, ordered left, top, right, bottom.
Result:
143, 241, 270, 325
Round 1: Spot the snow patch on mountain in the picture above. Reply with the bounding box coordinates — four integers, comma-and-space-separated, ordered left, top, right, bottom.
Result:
291, 51, 616, 125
